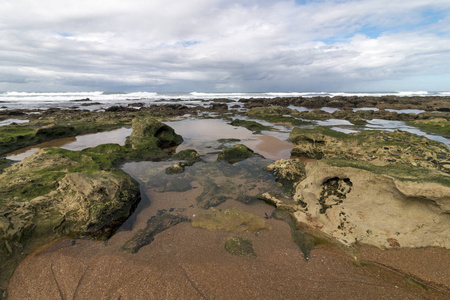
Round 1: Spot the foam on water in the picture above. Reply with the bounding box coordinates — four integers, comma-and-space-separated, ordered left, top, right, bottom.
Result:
1, 90, 448, 104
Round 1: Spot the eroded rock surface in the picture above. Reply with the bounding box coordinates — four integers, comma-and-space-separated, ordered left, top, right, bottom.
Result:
292, 161, 450, 249
262, 127, 450, 250
263, 158, 450, 250
290, 127, 450, 174
0, 117, 183, 292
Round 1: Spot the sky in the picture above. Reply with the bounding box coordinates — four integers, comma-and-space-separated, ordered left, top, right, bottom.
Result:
1, 0, 450, 92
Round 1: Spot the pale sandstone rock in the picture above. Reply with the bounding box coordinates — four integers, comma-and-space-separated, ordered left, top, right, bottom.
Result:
267, 160, 450, 249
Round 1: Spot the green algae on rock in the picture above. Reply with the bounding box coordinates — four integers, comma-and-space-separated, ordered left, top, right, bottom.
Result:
290, 126, 450, 176
126, 117, 183, 160
191, 208, 271, 233
224, 236, 256, 257
230, 119, 271, 133
246, 106, 311, 125
408, 118, 450, 138
0, 117, 184, 292
166, 149, 202, 174
217, 144, 257, 164
0, 111, 134, 156
172, 149, 201, 164
165, 162, 186, 175
0, 148, 141, 288
261, 125, 450, 251
0, 158, 13, 173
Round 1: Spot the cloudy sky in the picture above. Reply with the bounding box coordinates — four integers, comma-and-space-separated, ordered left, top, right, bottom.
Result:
1, 0, 450, 92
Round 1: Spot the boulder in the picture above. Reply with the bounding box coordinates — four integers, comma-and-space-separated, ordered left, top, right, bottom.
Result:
126, 117, 183, 159
263, 160, 450, 250
217, 144, 256, 164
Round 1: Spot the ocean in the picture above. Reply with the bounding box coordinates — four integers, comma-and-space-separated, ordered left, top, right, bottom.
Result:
1, 91, 449, 111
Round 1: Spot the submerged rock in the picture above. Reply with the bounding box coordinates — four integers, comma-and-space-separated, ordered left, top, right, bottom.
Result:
230, 119, 271, 133
165, 162, 185, 174
191, 208, 271, 233
224, 236, 256, 257
264, 159, 306, 191
217, 144, 257, 164
122, 211, 188, 254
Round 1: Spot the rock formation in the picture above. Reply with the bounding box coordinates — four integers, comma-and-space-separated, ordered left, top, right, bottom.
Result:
0, 117, 183, 292
262, 128, 450, 250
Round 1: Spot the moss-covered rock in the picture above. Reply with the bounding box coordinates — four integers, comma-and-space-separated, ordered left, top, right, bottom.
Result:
408, 118, 450, 137
0, 111, 134, 156
172, 149, 200, 161
217, 144, 256, 164
0, 149, 140, 290
0, 117, 183, 291
127, 116, 183, 152
224, 236, 256, 257
246, 106, 311, 125
165, 162, 186, 175
290, 126, 450, 176
230, 119, 271, 133
0, 158, 13, 173
171, 149, 201, 166
35, 124, 77, 138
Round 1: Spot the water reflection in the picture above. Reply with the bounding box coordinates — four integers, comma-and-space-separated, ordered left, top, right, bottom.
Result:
166, 118, 293, 160
0, 119, 29, 126
365, 119, 449, 146
6, 127, 132, 161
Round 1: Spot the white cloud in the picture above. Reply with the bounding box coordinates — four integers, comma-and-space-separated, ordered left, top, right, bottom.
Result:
0, 0, 449, 91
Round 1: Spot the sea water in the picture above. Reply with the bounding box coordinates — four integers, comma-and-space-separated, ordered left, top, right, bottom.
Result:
1, 91, 449, 111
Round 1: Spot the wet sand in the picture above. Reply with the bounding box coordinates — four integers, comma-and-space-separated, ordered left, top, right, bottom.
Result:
8, 217, 449, 299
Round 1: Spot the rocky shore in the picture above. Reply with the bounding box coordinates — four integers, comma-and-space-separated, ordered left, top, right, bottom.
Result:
0, 95, 449, 298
